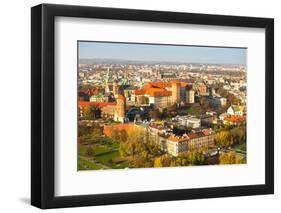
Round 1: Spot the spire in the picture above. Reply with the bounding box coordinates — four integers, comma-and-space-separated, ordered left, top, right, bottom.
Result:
105, 67, 110, 93
105, 67, 110, 82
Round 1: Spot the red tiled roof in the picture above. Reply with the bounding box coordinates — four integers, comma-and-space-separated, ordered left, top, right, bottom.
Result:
133, 81, 191, 97
224, 115, 246, 123
144, 81, 187, 89
133, 87, 172, 97
202, 128, 213, 136
146, 88, 172, 97
143, 82, 171, 89
133, 89, 146, 95
168, 135, 189, 142
186, 133, 201, 139
79, 101, 116, 107
168, 129, 213, 142
80, 88, 99, 96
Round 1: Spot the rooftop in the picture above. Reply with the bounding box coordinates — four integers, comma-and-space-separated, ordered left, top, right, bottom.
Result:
79, 101, 116, 107
167, 128, 213, 142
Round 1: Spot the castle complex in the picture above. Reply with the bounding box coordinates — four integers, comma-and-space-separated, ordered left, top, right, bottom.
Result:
79, 76, 196, 122
130, 80, 195, 108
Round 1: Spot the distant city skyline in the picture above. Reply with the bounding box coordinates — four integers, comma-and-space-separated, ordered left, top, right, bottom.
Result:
79, 41, 247, 65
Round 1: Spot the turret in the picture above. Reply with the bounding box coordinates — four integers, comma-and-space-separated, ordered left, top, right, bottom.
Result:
114, 95, 126, 122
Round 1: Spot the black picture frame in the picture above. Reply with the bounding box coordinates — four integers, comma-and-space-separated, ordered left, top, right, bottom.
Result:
31, 3, 274, 209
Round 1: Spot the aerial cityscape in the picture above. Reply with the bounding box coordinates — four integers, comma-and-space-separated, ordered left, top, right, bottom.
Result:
77, 41, 247, 170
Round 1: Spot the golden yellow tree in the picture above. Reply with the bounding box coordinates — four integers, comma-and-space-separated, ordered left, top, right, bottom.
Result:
219, 152, 236, 164
216, 131, 233, 148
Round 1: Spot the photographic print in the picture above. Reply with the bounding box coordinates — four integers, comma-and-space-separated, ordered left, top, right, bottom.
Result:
31, 4, 274, 208
77, 41, 247, 171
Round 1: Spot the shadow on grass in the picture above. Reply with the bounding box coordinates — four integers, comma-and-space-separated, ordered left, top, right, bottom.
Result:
95, 150, 117, 157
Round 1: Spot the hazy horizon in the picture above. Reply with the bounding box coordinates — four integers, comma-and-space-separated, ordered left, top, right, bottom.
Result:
78, 41, 247, 65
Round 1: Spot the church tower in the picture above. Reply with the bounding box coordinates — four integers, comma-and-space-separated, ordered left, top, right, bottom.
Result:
105, 67, 110, 93
186, 89, 195, 104
171, 81, 181, 104
113, 82, 119, 97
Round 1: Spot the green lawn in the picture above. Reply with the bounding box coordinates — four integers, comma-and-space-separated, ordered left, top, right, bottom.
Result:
95, 150, 119, 164
78, 142, 129, 170
78, 144, 87, 155
94, 145, 128, 168
111, 160, 129, 169
78, 157, 102, 170
233, 144, 247, 154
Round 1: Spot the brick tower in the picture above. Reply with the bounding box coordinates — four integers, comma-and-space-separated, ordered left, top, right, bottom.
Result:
171, 81, 181, 104
114, 95, 126, 122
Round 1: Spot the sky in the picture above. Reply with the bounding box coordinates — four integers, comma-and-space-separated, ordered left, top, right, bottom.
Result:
78, 41, 247, 65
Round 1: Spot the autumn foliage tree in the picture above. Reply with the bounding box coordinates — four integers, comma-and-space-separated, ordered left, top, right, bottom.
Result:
154, 155, 172, 167
111, 129, 121, 143
117, 126, 162, 167
186, 150, 205, 165
219, 152, 236, 164
215, 131, 233, 148
119, 129, 128, 143
118, 127, 145, 157
230, 126, 246, 145
83, 105, 93, 119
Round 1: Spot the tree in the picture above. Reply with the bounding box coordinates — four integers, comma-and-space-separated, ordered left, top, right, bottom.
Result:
200, 97, 211, 111
236, 156, 246, 164
217, 87, 228, 98
127, 143, 136, 156
184, 151, 205, 165
78, 125, 91, 137
240, 143, 246, 152
131, 155, 146, 168
188, 103, 204, 115
91, 106, 101, 119
230, 126, 246, 145
216, 131, 233, 148
78, 137, 84, 145
90, 127, 103, 144
119, 129, 128, 143
154, 155, 172, 167
119, 142, 128, 157
118, 127, 146, 157
85, 146, 94, 157
219, 152, 236, 164
126, 126, 145, 145
227, 94, 240, 105
84, 106, 93, 119
149, 109, 161, 120
111, 129, 121, 143
154, 156, 163, 167
216, 86, 241, 106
